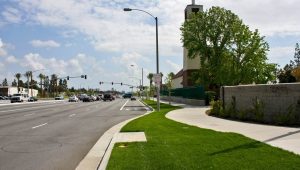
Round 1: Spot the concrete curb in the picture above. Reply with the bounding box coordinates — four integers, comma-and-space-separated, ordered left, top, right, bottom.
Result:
76, 100, 152, 170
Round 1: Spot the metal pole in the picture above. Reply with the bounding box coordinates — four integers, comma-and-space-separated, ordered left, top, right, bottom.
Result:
155, 17, 160, 111
142, 68, 143, 99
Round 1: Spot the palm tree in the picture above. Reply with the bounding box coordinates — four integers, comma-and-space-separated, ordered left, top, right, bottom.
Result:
50, 74, 58, 97
147, 73, 154, 87
24, 71, 32, 95
38, 73, 45, 97
15, 73, 21, 93
147, 73, 154, 97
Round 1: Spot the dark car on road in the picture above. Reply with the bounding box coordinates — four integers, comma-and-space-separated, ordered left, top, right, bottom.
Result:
103, 94, 113, 101
82, 95, 93, 102
28, 97, 38, 102
123, 93, 132, 98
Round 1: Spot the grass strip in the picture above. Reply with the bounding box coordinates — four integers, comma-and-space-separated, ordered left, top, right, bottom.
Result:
107, 100, 300, 170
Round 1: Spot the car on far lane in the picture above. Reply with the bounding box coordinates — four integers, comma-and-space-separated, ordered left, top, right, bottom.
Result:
82, 95, 94, 102
103, 94, 113, 101
130, 96, 137, 101
55, 96, 64, 100
69, 96, 79, 102
28, 97, 38, 102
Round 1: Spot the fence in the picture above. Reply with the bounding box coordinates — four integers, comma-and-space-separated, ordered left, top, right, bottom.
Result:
160, 86, 205, 100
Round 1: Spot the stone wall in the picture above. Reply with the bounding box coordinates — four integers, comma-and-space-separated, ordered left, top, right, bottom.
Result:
220, 83, 300, 122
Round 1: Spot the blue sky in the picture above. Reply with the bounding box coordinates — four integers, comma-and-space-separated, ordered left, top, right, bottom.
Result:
0, 0, 300, 91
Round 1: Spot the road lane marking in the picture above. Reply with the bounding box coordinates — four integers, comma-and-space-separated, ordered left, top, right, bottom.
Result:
120, 99, 129, 110
32, 123, 48, 129
69, 114, 76, 117
0, 102, 73, 113
24, 113, 35, 116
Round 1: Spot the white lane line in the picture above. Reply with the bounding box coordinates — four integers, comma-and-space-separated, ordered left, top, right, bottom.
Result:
0, 102, 71, 113
24, 113, 35, 116
120, 99, 129, 110
32, 123, 48, 129
69, 114, 76, 117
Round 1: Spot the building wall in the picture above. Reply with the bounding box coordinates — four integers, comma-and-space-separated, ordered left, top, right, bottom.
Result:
171, 76, 183, 89
0, 86, 38, 97
220, 83, 300, 121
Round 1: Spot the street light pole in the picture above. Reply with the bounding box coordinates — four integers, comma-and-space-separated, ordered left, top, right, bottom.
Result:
124, 8, 160, 111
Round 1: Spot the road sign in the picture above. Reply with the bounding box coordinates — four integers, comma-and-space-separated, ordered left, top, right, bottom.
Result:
152, 74, 161, 85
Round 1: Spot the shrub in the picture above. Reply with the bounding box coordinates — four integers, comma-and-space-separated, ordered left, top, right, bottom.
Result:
251, 97, 265, 122
210, 100, 223, 116
205, 91, 217, 105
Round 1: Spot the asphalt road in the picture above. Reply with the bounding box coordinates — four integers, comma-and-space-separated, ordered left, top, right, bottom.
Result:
0, 99, 147, 170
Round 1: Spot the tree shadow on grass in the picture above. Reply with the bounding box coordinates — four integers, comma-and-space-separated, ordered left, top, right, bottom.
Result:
209, 141, 262, 156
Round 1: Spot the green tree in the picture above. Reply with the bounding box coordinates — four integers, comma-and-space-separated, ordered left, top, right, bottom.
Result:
2, 78, 8, 86
181, 6, 275, 89
38, 73, 45, 97
11, 79, 17, 87
15, 73, 22, 93
147, 73, 154, 97
24, 71, 32, 92
278, 64, 296, 83
164, 72, 175, 104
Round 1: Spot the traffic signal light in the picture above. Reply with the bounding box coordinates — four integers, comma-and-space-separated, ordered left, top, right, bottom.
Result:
84, 75, 87, 79
99, 82, 102, 85
111, 82, 113, 85
121, 83, 123, 86
67, 76, 69, 80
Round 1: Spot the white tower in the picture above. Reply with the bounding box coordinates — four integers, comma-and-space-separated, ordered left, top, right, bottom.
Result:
182, 0, 203, 87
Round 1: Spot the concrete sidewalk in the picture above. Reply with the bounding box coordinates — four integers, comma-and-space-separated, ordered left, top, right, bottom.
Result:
163, 100, 300, 155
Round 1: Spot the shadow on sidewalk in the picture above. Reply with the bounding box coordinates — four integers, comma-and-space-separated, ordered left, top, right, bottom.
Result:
264, 130, 300, 143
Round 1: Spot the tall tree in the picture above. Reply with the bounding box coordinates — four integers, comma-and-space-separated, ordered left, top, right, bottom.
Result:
11, 79, 17, 87
294, 43, 300, 66
2, 78, 8, 86
278, 64, 296, 83
15, 73, 21, 93
50, 74, 58, 96
147, 73, 154, 96
164, 72, 175, 104
38, 73, 45, 97
181, 6, 275, 89
24, 71, 32, 94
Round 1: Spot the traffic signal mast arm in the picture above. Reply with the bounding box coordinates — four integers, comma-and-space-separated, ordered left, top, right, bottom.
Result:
99, 81, 137, 88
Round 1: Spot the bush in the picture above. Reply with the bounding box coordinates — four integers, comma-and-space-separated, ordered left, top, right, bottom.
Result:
210, 100, 223, 116
250, 97, 265, 122
205, 91, 217, 105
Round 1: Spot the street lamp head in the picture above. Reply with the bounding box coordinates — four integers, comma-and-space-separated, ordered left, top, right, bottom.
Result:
123, 8, 132, 11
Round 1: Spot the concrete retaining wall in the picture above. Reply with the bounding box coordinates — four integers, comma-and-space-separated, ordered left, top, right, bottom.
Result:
161, 96, 205, 106
220, 83, 300, 122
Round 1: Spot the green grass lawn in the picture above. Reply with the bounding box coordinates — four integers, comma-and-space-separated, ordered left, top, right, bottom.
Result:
107, 100, 300, 170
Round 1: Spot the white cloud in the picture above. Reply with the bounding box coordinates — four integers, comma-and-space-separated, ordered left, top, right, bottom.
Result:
1, 7, 22, 23
268, 46, 295, 67
23, 53, 47, 70
6, 55, 18, 63
166, 59, 181, 73
0, 38, 8, 57
30, 40, 61, 48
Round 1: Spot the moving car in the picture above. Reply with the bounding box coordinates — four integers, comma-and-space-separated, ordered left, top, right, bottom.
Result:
10, 93, 29, 103
55, 96, 64, 100
103, 94, 113, 101
130, 96, 137, 101
82, 95, 93, 102
123, 93, 132, 98
28, 97, 38, 102
69, 96, 79, 102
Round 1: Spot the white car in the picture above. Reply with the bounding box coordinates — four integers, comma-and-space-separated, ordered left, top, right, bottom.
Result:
69, 96, 79, 102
